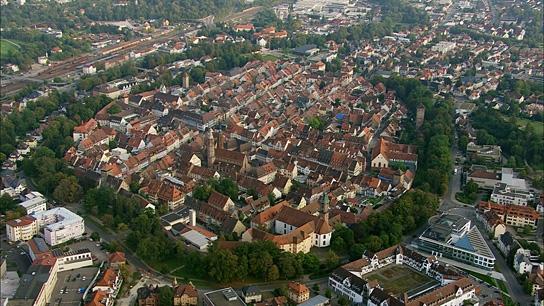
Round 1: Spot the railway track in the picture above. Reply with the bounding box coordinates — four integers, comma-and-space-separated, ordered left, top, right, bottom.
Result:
1, 28, 190, 96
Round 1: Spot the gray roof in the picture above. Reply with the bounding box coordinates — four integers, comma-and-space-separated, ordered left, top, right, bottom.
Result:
241, 285, 261, 296
299, 296, 329, 306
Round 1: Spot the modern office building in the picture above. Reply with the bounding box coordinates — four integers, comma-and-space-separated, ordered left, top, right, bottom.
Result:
491, 182, 532, 206
417, 214, 495, 270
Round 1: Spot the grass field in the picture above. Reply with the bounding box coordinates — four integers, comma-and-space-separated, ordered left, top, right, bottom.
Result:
363, 265, 432, 295
262, 54, 280, 62
503, 116, 544, 135
0, 39, 19, 55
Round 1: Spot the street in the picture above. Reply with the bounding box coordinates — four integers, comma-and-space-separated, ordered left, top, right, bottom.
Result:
433, 132, 533, 306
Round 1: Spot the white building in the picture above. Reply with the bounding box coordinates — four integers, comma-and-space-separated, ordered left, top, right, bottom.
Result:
19, 191, 47, 215
329, 245, 478, 306
82, 65, 97, 74
5, 215, 39, 242
491, 182, 531, 206
33, 208, 85, 246
431, 41, 456, 54
417, 214, 496, 270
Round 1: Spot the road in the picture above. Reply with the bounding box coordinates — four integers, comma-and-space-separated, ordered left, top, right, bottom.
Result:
434, 132, 533, 306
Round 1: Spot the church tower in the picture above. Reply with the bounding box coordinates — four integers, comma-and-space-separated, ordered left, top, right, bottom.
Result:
207, 129, 215, 165
320, 191, 330, 214
173, 277, 178, 287
416, 103, 425, 130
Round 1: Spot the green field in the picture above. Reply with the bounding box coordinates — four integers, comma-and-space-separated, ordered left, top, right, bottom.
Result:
262, 54, 280, 62
505, 116, 544, 135
0, 39, 19, 55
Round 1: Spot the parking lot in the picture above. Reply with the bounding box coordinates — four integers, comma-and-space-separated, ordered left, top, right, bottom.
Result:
50, 267, 99, 305
67, 239, 109, 263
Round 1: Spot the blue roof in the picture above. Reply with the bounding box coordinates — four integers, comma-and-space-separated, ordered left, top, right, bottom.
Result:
336, 114, 345, 119
32, 238, 49, 252
455, 236, 476, 252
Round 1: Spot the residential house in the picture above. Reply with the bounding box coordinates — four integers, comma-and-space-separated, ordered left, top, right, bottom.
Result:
287, 282, 310, 304
241, 285, 262, 303
173, 281, 198, 306
137, 285, 161, 306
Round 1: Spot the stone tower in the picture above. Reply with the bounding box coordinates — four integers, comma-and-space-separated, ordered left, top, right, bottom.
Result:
416, 103, 425, 130
207, 128, 215, 165
393, 169, 405, 187
182, 72, 190, 89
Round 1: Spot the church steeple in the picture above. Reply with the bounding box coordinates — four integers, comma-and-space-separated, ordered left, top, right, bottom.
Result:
207, 128, 215, 165
173, 277, 178, 287
320, 191, 330, 214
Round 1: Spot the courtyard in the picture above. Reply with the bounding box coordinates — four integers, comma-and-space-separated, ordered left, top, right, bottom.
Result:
362, 264, 434, 295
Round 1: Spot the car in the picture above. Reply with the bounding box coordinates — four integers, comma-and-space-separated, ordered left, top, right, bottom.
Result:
96, 243, 100, 247
60, 290, 63, 294
494, 290, 500, 293
497, 297, 502, 301
20, 252, 25, 255
82, 276, 86, 281
76, 274, 80, 278
100, 247, 105, 250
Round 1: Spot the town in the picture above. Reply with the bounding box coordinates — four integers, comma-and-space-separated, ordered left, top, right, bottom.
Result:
0, 0, 543, 306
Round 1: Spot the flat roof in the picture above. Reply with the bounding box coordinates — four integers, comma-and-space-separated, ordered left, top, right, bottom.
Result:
19, 196, 46, 209
12, 265, 52, 300
204, 288, 246, 306
299, 295, 329, 306
34, 207, 84, 231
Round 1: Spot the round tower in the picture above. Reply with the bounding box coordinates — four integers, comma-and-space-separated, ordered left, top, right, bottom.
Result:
207, 129, 215, 165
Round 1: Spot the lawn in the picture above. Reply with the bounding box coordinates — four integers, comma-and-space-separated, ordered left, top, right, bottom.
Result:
0, 39, 18, 55
496, 279, 508, 293
148, 257, 184, 273
502, 115, 544, 135
363, 265, 432, 295
262, 54, 280, 62
460, 268, 495, 286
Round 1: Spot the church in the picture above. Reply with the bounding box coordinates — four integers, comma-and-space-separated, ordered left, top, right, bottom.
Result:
206, 129, 250, 180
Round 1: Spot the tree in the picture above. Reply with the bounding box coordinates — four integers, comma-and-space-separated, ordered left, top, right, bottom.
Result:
119, 263, 132, 280
108, 239, 124, 252
159, 286, 174, 306
338, 297, 349, 306
90, 232, 100, 241
117, 223, 129, 234
299, 252, 320, 274
522, 225, 532, 235
349, 244, 366, 261
208, 249, 240, 283
308, 116, 325, 130
53, 177, 83, 204
267, 264, 280, 281
325, 250, 339, 270
331, 237, 346, 250
108, 104, 122, 114
101, 214, 115, 228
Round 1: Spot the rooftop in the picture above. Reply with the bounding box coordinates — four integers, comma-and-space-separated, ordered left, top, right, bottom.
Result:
204, 288, 247, 306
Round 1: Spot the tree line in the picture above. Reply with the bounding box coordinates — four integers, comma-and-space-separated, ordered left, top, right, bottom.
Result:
331, 190, 439, 261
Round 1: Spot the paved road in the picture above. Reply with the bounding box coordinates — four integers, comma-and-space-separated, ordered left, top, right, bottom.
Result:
433, 132, 532, 305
